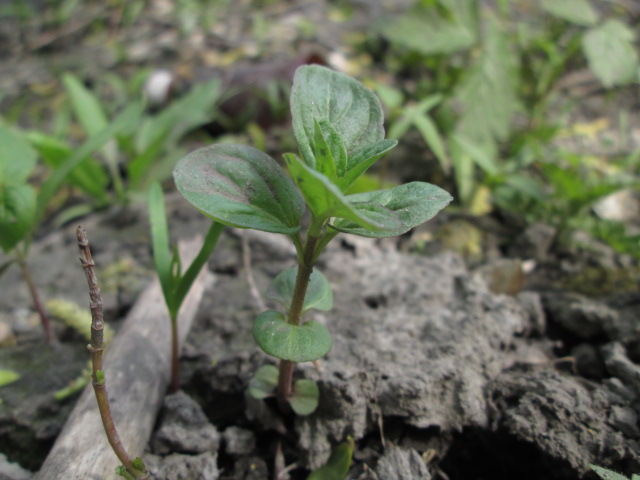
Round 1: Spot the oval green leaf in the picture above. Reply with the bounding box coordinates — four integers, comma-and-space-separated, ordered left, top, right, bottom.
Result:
308, 437, 354, 480
291, 65, 388, 169
173, 144, 304, 234
266, 267, 333, 314
248, 364, 278, 400
252, 310, 332, 363
330, 182, 453, 238
290, 378, 319, 416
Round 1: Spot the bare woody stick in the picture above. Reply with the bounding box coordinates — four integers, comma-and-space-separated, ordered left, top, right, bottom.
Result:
76, 225, 149, 480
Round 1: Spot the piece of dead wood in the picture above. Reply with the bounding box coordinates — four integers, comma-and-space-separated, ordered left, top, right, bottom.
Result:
35, 236, 214, 480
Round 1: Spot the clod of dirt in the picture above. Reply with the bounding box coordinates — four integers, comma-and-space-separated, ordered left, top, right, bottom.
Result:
374, 446, 431, 479
150, 391, 220, 455
144, 452, 220, 480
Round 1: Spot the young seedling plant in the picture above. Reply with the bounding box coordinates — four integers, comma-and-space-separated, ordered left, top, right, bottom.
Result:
148, 182, 225, 392
173, 65, 452, 415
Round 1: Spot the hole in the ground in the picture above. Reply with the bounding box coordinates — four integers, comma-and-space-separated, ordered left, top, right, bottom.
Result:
439, 427, 576, 480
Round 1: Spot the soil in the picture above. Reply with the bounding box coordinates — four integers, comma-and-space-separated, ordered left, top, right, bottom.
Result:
0, 1, 639, 479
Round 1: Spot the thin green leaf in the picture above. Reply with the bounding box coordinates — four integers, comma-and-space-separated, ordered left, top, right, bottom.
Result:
266, 267, 333, 314
582, 20, 639, 88
330, 182, 453, 238
590, 465, 632, 480
290, 379, 319, 416
308, 438, 354, 480
36, 101, 145, 225
337, 139, 398, 192
413, 113, 449, 172
148, 182, 174, 307
63, 73, 118, 165
248, 365, 279, 400
0, 369, 20, 387
252, 310, 332, 362
174, 221, 224, 308
26, 131, 109, 202
174, 144, 304, 234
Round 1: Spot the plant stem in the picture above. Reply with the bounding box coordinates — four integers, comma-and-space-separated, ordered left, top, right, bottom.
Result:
276, 232, 320, 411
170, 314, 179, 393
76, 225, 149, 480
16, 254, 53, 343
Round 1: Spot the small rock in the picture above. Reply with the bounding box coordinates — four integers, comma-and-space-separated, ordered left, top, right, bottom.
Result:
608, 406, 640, 439
516, 291, 546, 335
222, 426, 256, 455
543, 292, 618, 339
0, 453, 32, 480
145, 452, 219, 480
474, 259, 524, 295
602, 343, 640, 396
571, 343, 606, 380
509, 222, 557, 261
225, 456, 268, 480
375, 446, 431, 480
151, 391, 219, 454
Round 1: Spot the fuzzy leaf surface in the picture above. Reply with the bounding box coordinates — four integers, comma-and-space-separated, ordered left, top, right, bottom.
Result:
290, 379, 319, 416
291, 65, 390, 175
267, 267, 333, 314
330, 182, 453, 237
284, 153, 400, 232
174, 144, 304, 234
252, 310, 332, 362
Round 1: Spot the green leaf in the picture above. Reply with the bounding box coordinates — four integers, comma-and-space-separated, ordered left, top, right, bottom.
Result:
36, 100, 145, 225
0, 125, 37, 187
590, 465, 632, 480
148, 182, 174, 309
541, 0, 598, 26
131, 77, 222, 187
378, 0, 478, 55
26, 132, 109, 203
0, 184, 36, 252
266, 267, 333, 314
248, 364, 278, 399
63, 73, 118, 165
174, 144, 304, 234
284, 152, 401, 232
0, 369, 20, 387
312, 119, 347, 180
252, 310, 332, 362
337, 139, 397, 192
582, 20, 639, 88
291, 65, 389, 170
308, 438, 354, 480
330, 182, 453, 238
290, 379, 319, 416
453, 15, 520, 144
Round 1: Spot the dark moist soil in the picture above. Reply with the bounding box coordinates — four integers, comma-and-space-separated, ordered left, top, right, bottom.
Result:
0, 1, 639, 479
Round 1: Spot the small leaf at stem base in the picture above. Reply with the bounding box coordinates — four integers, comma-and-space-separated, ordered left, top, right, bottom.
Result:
266, 267, 333, 315
290, 378, 319, 416
307, 437, 355, 480
248, 365, 279, 399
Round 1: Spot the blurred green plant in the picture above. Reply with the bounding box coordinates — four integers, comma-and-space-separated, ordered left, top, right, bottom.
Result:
23, 73, 222, 218
374, 0, 640, 256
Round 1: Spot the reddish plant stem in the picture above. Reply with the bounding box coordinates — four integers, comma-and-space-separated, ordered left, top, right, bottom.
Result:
170, 317, 179, 393
76, 225, 149, 480
276, 234, 319, 412
17, 258, 53, 343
